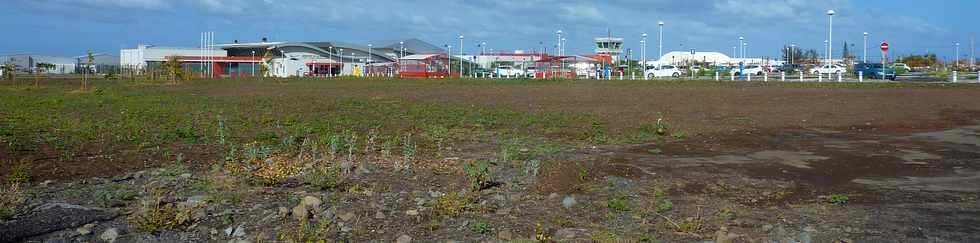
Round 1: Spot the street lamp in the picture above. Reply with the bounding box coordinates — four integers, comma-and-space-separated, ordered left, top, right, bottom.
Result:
459, 35, 464, 78
739, 36, 744, 59
743, 42, 748, 60
446, 44, 452, 77
641, 33, 647, 76
338, 48, 344, 76
658, 21, 665, 66
863, 32, 869, 63
556, 30, 563, 56
790, 44, 796, 65
827, 9, 835, 66
250, 50, 255, 77
824, 40, 829, 64
955, 42, 960, 69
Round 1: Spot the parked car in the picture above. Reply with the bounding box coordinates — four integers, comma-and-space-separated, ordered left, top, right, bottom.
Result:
524, 66, 537, 78
891, 63, 911, 72
810, 64, 846, 75
854, 63, 896, 80
645, 65, 682, 78
495, 66, 524, 77
730, 65, 765, 76
777, 64, 804, 73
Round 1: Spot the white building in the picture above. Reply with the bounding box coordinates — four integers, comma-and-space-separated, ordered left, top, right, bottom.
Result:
595, 37, 624, 62
120, 44, 227, 71
652, 51, 780, 66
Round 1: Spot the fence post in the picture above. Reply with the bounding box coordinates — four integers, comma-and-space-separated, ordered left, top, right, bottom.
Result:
730, 72, 735, 81
780, 72, 785, 81
858, 71, 863, 83
977, 71, 979, 83
799, 72, 804, 82
818, 73, 823, 82
747, 73, 752, 82
715, 72, 719, 81
764, 72, 769, 82
952, 71, 958, 83
838, 72, 842, 82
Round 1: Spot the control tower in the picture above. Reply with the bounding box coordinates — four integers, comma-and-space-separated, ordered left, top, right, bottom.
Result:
594, 37, 624, 62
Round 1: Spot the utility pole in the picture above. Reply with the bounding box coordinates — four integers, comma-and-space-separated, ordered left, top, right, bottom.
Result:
828, 10, 835, 66
863, 32, 869, 63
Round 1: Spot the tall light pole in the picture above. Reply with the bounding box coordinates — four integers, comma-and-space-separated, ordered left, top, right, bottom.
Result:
955, 42, 960, 69
827, 9, 835, 66
790, 44, 796, 65
744, 42, 749, 60
738, 36, 744, 59
250, 50, 255, 77
641, 33, 647, 73
824, 40, 829, 64
459, 35, 464, 78
338, 48, 344, 76
446, 44, 452, 77
658, 21, 665, 65
863, 32, 869, 63
732, 46, 737, 61
556, 30, 563, 56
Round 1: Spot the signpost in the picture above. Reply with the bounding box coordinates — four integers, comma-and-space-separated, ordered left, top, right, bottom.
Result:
880, 42, 890, 80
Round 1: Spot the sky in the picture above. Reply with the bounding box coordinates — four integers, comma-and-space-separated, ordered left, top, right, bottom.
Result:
1, 0, 976, 60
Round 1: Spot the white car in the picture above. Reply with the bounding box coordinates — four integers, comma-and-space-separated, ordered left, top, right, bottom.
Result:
730, 65, 766, 76
810, 64, 846, 75
892, 63, 911, 72
495, 66, 524, 77
645, 65, 682, 78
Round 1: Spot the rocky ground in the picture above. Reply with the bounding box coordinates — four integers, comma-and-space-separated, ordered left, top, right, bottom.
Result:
3, 123, 979, 243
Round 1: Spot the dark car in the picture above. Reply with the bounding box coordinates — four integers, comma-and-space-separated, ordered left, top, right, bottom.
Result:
854, 63, 896, 80
777, 64, 803, 73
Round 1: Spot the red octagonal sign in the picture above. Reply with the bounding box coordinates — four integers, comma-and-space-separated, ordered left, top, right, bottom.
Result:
880, 42, 890, 52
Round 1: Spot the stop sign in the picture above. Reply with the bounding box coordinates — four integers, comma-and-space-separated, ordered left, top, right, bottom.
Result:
880, 42, 890, 52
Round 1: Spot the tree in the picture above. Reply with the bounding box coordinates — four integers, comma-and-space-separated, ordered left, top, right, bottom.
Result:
841, 41, 853, 60
781, 45, 804, 64
81, 51, 95, 91
1, 59, 14, 83
163, 56, 185, 85
34, 62, 56, 87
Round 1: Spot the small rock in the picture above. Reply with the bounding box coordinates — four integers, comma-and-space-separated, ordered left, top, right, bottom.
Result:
405, 209, 419, 216
41, 180, 55, 186
429, 191, 443, 198
803, 225, 818, 233
341, 225, 353, 232
375, 211, 386, 219
339, 212, 355, 221
182, 195, 208, 208
497, 230, 513, 240
300, 196, 322, 210
76, 223, 95, 235
396, 234, 412, 243
492, 194, 506, 201
561, 196, 577, 209
714, 227, 739, 243
228, 239, 252, 243
277, 207, 290, 218
292, 205, 309, 221
180, 173, 192, 179
99, 228, 120, 243
555, 228, 579, 239
762, 224, 774, 232
323, 206, 337, 219
548, 193, 559, 200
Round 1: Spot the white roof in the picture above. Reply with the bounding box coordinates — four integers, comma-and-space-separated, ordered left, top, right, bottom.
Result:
400, 54, 441, 60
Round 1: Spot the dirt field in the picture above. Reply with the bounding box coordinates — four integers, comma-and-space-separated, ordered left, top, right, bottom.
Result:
1, 78, 979, 242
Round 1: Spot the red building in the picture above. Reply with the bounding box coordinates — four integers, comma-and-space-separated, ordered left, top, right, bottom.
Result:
398, 54, 450, 78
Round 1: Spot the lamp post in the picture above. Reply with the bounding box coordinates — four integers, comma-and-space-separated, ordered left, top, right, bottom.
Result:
459, 35, 464, 78
250, 50, 255, 77
641, 33, 647, 77
446, 44, 452, 77
338, 48, 344, 76
863, 32, 869, 63
556, 30, 563, 56
824, 40, 829, 64
658, 21, 664, 66
744, 42, 749, 61
827, 9, 835, 66
955, 42, 960, 69
739, 36, 744, 59
790, 44, 796, 65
